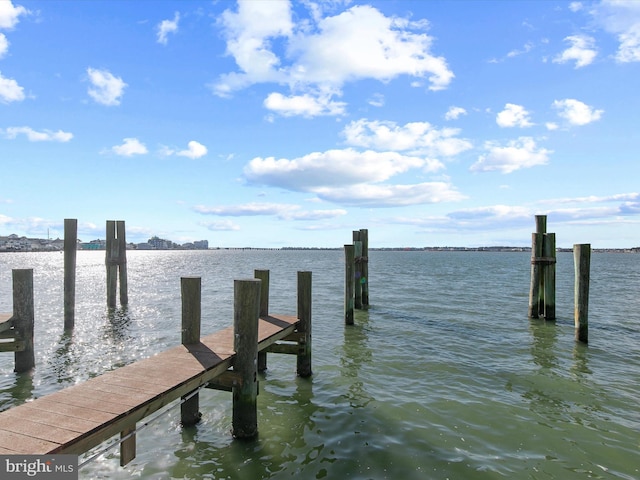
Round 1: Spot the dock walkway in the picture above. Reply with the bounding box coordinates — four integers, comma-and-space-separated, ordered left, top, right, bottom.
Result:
0, 314, 298, 456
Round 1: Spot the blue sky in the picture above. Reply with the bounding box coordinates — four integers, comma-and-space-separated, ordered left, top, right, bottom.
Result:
1, 0, 639, 248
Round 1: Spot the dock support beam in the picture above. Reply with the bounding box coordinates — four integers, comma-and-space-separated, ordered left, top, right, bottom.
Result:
232, 279, 261, 439
297, 271, 312, 377
574, 244, 591, 344
254, 269, 269, 372
106, 220, 128, 308
64, 218, 77, 330
13, 269, 35, 373
181, 277, 202, 426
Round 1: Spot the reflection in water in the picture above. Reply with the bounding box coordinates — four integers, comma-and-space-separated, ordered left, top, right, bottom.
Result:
341, 310, 373, 410
105, 305, 133, 343
0, 370, 34, 411
571, 341, 592, 378
529, 318, 559, 370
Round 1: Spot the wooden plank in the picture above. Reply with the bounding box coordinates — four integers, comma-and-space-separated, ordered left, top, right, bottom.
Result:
0, 415, 80, 445
21, 397, 116, 424
0, 429, 61, 454
5, 405, 99, 433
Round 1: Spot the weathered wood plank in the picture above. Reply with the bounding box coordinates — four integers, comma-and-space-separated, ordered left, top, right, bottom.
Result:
0, 429, 60, 454
5, 405, 99, 433
0, 313, 13, 333
0, 415, 80, 445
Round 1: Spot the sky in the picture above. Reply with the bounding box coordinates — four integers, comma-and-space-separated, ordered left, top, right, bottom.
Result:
1, 0, 639, 248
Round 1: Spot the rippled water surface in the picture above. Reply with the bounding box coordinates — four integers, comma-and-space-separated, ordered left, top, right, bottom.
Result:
0, 250, 638, 479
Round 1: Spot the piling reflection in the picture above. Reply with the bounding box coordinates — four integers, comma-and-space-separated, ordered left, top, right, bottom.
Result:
0, 370, 34, 411
341, 310, 373, 409
104, 305, 133, 343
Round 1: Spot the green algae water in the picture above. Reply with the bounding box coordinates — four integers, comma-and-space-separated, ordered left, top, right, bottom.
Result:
1, 250, 638, 479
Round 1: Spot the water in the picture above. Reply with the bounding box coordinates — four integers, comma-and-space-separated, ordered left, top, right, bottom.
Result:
0, 250, 638, 479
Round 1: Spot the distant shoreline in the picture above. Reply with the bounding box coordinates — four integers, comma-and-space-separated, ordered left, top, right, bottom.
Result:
1, 246, 639, 254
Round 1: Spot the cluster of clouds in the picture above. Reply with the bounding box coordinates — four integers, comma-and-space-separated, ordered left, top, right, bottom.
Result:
212, 2, 454, 117
107, 138, 208, 159
0, 0, 28, 103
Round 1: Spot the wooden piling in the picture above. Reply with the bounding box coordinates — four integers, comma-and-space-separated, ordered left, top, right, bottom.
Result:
297, 271, 312, 377
354, 239, 363, 310
106, 220, 128, 308
254, 269, 269, 372
360, 228, 369, 307
181, 276, 202, 426
232, 279, 261, 439
64, 218, 77, 330
528, 216, 555, 320
528, 232, 543, 318
574, 244, 590, 343
117, 220, 128, 306
344, 244, 355, 325
13, 269, 35, 373
543, 233, 556, 320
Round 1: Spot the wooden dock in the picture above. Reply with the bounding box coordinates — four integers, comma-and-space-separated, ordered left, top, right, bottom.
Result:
0, 315, 298, 455
0, 270, 312, 467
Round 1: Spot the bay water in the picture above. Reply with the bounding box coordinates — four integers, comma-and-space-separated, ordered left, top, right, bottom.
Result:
0, 250, 638, 479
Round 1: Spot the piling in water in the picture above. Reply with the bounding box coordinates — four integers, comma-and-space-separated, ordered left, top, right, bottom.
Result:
574, 244, 590, 343
232, 279, 261, 439
344, 244, 355, 325
297, 271, 312, 377
13, 269, 35, 373
528, 216, 556, 320
181, 276, 202, 426
106, 220, 128, 308
254, 269, 269, 372
64, 218, 77, 330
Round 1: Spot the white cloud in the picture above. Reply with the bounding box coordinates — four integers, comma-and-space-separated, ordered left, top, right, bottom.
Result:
87, 67, 127, 106
2, 126, 73, 142
552, 98, 603, 125
545, 122, 559, 131
445, 106, 467, 120
0, 33, 8, 58
264, 92, 346, 117
0, 1, 28, 29
313, 182, 466, 207
506, 42, 534, 58
214, 2, 453, 116
0, 71, 24, 102
569, 2, 584, 12
342, 119, 472, 158
244, 148, 432, 191
593, 0, 640, 63
194, 202, 347, 221
111, 138, 148, 156
471, 137, 551, 174
368, 93, 385, 107
200, 220, 241, 232
496, 103, 533, 128
157, 12, 179, 45
177, 141, 207, 159
553, 35, 597, 68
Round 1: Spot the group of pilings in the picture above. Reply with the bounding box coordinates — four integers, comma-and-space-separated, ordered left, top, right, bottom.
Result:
344, 229, 369, 325
179, 269, 312, 439
528, 215, 590, 343
64, 219, 128, 330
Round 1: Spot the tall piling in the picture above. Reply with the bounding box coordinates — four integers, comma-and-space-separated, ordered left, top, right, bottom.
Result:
528, 216, 556, 320
254, 269, 269, 372
64, 218, 77, 330
353, 231, 363, 309
359, 229, 369, 307
232, 279, 261, 439
13, 269, 35, 373
297, 271, 312, 377
181, 276, 202, 426
574, 244, 591, 343
344, 244, 355, 325
106, 220, 128, 308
